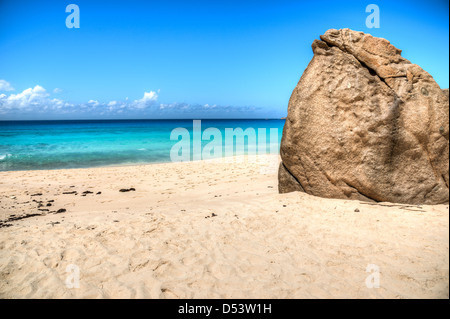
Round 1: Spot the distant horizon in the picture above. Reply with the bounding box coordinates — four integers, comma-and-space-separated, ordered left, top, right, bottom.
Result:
0, 118, 287, 122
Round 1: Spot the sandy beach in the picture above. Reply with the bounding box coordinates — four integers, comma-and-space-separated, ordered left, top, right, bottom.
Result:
0, 155, 448, 299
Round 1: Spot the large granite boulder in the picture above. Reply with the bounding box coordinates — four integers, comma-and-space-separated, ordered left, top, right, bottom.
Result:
279, 28, 449, 205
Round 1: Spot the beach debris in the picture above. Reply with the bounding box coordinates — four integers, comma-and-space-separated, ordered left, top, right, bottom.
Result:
82, 191, 94, 195
362, 204, 422, 212
31, 193, 43, 196
56, 208, 67, 214
2, 213, 43, 225
48, 221, 60, 226
358, 202, 426, 212
119, 188, 136, 192
47, 203, 52, 207
96, 192, 102, 195
354, 208, 360, 212
63, 191, 77, 195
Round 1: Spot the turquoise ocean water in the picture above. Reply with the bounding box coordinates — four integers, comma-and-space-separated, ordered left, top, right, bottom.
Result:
0, 120, 285, 171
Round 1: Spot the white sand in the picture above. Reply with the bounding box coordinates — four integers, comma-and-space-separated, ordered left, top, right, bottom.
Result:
0, 155, 448, 298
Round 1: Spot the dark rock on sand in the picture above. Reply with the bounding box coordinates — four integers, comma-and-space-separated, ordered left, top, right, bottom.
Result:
5, 213, 43, 223
279, 28, 449, 205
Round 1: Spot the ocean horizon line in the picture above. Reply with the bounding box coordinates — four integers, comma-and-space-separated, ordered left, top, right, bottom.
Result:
0, 118, 287, 122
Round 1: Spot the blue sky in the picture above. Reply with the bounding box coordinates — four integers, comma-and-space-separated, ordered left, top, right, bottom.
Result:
0, 0, 448, 120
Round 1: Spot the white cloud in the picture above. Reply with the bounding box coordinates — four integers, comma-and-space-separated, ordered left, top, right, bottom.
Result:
53, 88, 63, 94
0, 85, 73, 114
88, 100, 99, 107
0, 83, 262, 118
142, 91, 158, 102
133, 90, 159, 109
3, 85, 49, 108
51, 98, 64, 108
0, 85, 162, 115
0, 80, 15, 92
